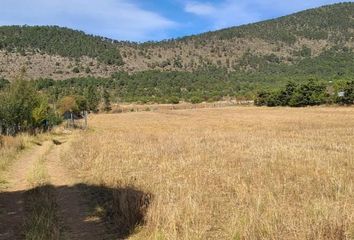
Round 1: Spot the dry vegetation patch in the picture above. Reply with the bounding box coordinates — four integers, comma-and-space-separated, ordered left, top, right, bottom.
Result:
0, 134, 36, 188
62, 107, 354, 239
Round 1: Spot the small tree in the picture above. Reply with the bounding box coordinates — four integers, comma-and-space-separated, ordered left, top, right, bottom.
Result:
190, 96, 203, 104
336, 81, 354, 105
277, 82, 297, 106
75, 95, 88, 112
84, 85, 100, 112
57, 96, 79, 115
0, 78, 51, 134
32, 96, 50, 129
72, 67, 80, 73
167, 96, 180, 104
289, 80, 326, 107
6, 79, 39, 132
102, 89, 112, 112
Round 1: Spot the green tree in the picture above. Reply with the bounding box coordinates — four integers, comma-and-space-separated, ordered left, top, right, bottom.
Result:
0, 79, 40, 134
289, 80, 327, 107
84, 86, 100, 112
190, 96, 203, 104
167, 96, 180, 104
75, 95, 88, 112
102, 89, 112, 112
277, 81, 297, 106
7, 79, 39, 131
336, 81, 354, 105
32, 96, 50, 128
57, 96, 79, 115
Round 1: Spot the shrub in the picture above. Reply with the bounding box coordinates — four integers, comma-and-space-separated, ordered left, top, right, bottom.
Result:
72, 67, 80, 73
335, 81, 354, 105
190, 96, 203, 104
168, 96, 180, 104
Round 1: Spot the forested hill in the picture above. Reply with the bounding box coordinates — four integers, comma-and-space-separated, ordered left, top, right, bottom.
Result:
0, 26, 123, 65
180, 2, 354, 43
0, 2, 353, 81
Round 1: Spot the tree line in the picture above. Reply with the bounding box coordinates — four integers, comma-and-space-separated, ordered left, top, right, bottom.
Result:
0, 77, 112, 136
0, 79, 60, 135
255, 80, 354, 107
1, 75, 353, 136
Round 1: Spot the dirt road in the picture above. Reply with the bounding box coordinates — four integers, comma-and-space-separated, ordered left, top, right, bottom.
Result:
0, 137, 107, 240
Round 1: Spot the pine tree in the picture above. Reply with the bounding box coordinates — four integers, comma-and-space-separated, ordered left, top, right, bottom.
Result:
84, 85, 100, 112
103, 89, 112, 112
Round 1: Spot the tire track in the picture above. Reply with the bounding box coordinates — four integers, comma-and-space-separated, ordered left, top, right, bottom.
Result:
0, 141, 52, 240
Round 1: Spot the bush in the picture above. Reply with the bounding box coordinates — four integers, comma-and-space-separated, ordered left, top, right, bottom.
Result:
289, 80, 327, 107
57, 96, 79, 115
168, 96, 180, 104
72, 67, 80, 73
0, 78, 9, 90
335, 81, 354, 105
190, 96, 203, 104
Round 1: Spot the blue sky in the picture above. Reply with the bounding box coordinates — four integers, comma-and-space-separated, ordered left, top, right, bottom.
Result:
0, 0, 350, 42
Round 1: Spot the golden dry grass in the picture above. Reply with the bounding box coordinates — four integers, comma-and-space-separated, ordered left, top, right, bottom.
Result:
0, 133, 53, 185
62, 107, 354, 239
0, 134, 33, 188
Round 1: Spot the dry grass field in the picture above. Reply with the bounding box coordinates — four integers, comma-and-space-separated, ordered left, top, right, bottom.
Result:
0, 134, 37, 189
60, 106, 354, 239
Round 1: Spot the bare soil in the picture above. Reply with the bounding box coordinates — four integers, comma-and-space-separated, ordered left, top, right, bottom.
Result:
0, 141, 51, 239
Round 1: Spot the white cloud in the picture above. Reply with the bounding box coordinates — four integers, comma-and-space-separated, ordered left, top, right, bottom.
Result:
0, 0, 177, 41
185, 2, 215, 15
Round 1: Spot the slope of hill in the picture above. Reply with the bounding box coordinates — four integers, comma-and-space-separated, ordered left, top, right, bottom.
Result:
0, 26, 123, 80
0, 2, 353, 81
0, 26, 123, 65
126, 2, 354, 72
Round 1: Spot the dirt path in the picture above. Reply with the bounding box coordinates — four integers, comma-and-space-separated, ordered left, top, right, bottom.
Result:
0, 137, 108, 240
46, 139, 107, 240
0, 141, 52, 240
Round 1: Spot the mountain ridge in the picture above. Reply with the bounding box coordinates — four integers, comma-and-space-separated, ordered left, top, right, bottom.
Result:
0, 2, 353, 80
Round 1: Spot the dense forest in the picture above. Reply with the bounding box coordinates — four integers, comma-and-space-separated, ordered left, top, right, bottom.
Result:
0, 26, 123, 65
173, 2, 354, 44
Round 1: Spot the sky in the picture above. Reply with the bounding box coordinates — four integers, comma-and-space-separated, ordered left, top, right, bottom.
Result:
0, 0, 350, 42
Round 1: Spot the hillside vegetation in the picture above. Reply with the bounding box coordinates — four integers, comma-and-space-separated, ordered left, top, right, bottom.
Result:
186, 2, 354, 43
0, 3, 353, 102
0, 26, 123, 65
132, 2, 354, 72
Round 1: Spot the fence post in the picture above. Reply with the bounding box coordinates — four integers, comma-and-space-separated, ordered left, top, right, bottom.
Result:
70, 111, 74, 128
84, 111, 88, 129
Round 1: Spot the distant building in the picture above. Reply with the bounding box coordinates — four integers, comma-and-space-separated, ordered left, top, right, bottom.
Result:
338, 91, 345, 97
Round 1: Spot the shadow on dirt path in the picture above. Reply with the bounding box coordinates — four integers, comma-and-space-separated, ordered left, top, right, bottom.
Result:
0, 184, 151, 240
0, 141, 52, 240
0, 138, 152, 240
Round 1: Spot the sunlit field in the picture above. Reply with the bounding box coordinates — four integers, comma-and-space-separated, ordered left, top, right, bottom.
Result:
62, 107, 354, 239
